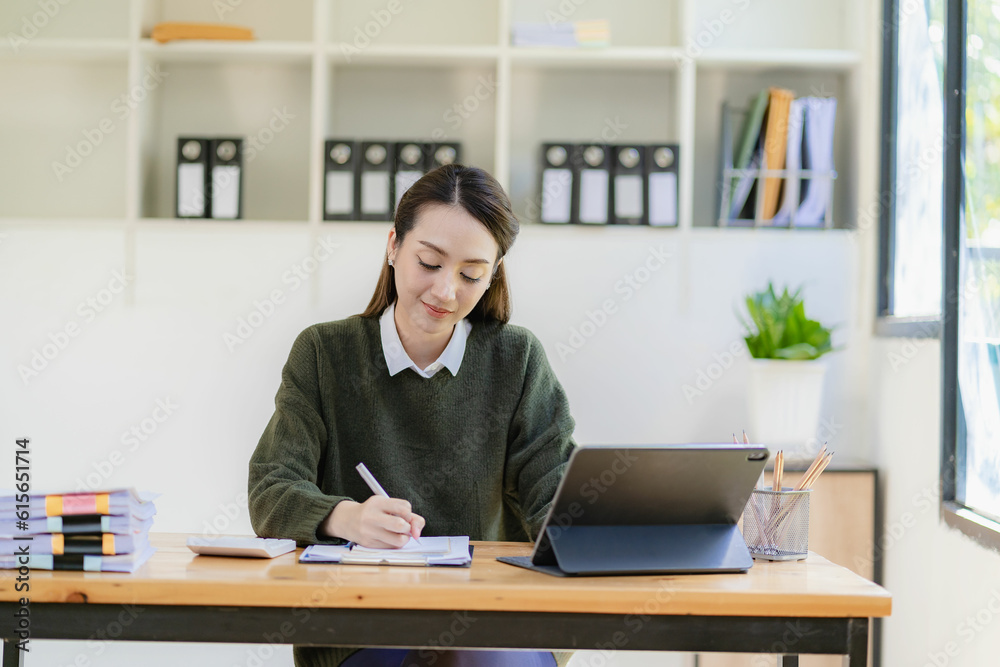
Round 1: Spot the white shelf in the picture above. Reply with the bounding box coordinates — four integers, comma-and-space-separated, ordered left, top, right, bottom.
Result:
327, 44, 500, 66
509, 47, 686, 70
696, 49, 862, 70
136, 217, 313, 231
0, 38, 129, 62
139, 39, 314, 64
0, 0, 871, 230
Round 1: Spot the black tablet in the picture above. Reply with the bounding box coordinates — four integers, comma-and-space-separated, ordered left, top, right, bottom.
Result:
498, 444, 769, 576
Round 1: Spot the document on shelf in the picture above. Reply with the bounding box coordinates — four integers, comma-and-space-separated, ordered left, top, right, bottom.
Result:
771, 98, 806, 226
299, 536, 472, 567
794, 97, 838, 226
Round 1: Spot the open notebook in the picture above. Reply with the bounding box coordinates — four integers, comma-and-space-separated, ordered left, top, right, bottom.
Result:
300, 536, 471, 567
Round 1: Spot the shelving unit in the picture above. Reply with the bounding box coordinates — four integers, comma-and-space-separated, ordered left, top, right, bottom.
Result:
0, 0, 867, 230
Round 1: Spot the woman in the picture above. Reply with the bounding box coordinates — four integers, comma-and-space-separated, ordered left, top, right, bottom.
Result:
248, 164, 578, 667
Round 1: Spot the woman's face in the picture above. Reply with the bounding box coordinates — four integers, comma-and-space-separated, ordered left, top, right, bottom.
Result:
388, 202, 500, 335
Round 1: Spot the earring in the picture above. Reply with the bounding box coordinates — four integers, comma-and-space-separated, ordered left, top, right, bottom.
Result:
388, 258, 394, 267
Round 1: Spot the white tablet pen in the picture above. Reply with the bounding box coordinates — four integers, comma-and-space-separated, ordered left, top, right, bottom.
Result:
355, 462, 422, 545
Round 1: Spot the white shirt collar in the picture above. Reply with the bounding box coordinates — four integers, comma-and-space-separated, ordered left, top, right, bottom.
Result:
379, 301, 472, 378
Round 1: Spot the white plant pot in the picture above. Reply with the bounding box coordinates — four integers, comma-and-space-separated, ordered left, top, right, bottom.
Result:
747, 358, 827, 451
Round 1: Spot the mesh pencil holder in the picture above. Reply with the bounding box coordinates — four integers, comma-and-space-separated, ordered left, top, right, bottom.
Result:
743, 488, 811, 561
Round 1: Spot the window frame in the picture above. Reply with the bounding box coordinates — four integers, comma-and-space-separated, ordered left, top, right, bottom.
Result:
940, 0, 1000, 553
877, 0, 943, 339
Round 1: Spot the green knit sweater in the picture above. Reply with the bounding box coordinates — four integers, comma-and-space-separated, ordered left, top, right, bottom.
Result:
248, 314, 577, 667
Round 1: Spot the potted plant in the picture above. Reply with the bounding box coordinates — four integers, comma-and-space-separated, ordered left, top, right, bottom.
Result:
739, 283, 836, 452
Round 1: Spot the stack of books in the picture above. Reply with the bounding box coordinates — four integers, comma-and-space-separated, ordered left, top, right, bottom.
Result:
511, 19, 610, 48
0, 488, 158, 572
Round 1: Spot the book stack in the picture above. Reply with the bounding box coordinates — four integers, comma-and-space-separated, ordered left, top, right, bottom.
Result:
0, 488, 158, 572
511, 19, 610, 48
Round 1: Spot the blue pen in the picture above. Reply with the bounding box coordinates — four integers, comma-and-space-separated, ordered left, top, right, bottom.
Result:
355, 462, 422, 545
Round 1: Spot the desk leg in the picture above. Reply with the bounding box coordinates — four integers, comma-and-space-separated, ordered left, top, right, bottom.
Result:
848, 618, 870, 667
2, 639, 23, 667
779, 656, 798, 667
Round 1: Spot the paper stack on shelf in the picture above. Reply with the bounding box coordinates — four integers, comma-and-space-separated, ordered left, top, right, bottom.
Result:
512, 19, 610, 47
724, 89, 837, 226
771, 98, 807, 226
0, 488, 158, 572
793, 97, 838, 226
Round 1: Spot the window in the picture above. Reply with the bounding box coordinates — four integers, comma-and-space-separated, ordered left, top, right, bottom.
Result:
942, 0, 1000, 550
878, 0, 946, 336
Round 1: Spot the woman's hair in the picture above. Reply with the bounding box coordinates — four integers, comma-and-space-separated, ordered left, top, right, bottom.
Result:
359, 164, 519, 324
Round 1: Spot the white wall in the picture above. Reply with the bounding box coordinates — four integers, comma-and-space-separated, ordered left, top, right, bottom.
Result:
873, 338, 1000, 667
0, 222, 866, 666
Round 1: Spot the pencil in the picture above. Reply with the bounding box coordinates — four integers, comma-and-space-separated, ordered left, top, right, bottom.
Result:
773, 450, 784, 492
802, 452, 833, 490
794, 445, 828, 491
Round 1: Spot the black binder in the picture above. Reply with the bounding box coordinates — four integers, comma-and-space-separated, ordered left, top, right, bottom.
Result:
359, 141, 393, 221
572, 143, 611, 225
611, 144, 647, 225
324, 139, 359, 221
426, 142, 461, 170
176, 137, 209, 218
497, 445, 769, 577
539, 143, 574, 224
208, 137, 243, 219
646, 144, 680, 227
393, 142, 427, 214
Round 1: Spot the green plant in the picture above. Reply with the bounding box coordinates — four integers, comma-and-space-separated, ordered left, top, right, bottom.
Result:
739, 283, 835, 360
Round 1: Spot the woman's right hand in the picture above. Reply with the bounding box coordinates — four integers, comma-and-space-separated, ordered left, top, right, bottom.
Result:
323, 497, 425, 548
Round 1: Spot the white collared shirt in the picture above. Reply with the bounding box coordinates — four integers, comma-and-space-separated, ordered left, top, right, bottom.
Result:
379, 301, 472, 378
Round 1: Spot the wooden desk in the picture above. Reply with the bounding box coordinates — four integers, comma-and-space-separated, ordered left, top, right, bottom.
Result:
0, 533, 891, 667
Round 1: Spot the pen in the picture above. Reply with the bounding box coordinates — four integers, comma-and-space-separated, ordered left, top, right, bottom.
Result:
355, 462, 422, 545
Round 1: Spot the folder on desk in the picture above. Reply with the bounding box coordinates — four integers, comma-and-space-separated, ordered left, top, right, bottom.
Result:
497, 445, 769, 577
300, 536, 472, 567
